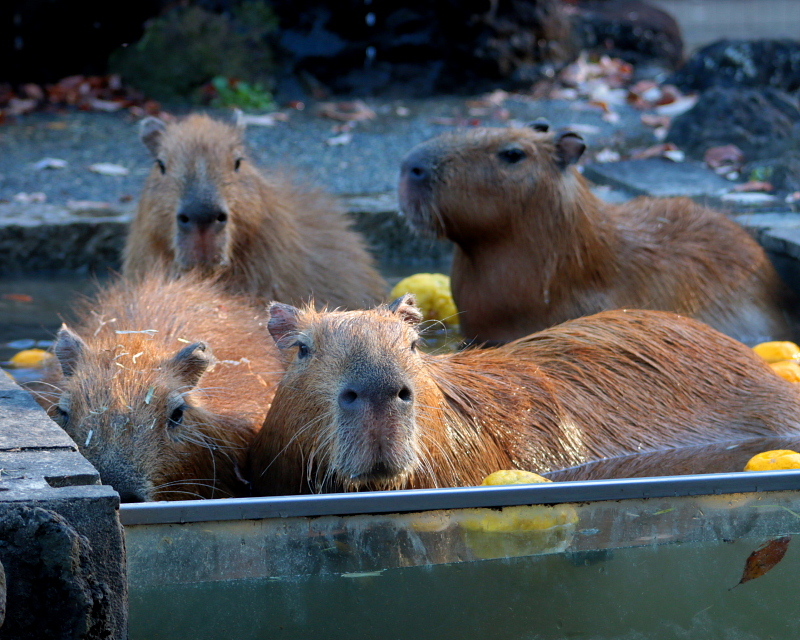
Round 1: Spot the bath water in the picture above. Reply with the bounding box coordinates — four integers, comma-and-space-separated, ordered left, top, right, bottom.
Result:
128, 535, 800, 640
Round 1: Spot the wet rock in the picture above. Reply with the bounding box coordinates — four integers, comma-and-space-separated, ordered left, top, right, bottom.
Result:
573, 0, 684, 70
0, 558, 4, 629
0, 503, 126, 640
2, 0, 161, 85
583, 157, 732, 198
745, 151, 800, 193
666, 87, 800, 161
270, 0, 574, 97
668, 39, 800, 94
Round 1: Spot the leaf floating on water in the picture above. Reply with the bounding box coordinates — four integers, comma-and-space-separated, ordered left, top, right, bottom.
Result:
340, 570, 383, 578
3, 294, 33, 303
733, 536, 791, 589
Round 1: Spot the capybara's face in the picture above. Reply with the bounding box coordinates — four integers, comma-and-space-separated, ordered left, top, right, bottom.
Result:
398, 124, 585, 242
139, 115, 256, 273
266, 296, 427, 490
49, 329, 232, 501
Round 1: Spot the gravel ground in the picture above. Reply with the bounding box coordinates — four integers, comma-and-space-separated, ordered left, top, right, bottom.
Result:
0, 96, 656, 205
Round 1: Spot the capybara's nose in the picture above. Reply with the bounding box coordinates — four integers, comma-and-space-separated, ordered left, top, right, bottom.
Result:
400, 148, 434, 185
177, 202, 229, 229
338, 382, 414, 415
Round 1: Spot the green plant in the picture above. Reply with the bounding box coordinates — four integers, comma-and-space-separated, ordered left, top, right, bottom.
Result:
110, 2, 277, 103
749, 165, 775, 183
210, 76, 276, 111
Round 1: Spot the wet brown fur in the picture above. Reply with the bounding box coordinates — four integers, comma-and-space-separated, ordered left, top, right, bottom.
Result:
249, 301, 800, 494
399, 126, 794, 345
36, 271, 284, 501
124, 114, 387, 308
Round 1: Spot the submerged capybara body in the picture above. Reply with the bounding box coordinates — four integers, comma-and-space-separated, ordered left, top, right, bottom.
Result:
248, 296, 800, 495
124, 114, 387, 308
37, 272, 283, 502
399, 123, 794, 346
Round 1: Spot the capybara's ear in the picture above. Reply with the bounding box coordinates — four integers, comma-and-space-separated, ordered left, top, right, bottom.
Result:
268, 303, 300, 347
167, 342, 215, 389
54, 325, 87, 378
554, 131, 586, 169
388, 294, 424, 326
139, 117, 167, 157
528, 118, 550, 133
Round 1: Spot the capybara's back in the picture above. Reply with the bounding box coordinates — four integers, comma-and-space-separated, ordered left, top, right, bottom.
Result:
399, 122, 794, 346
249, 297, 800, 494
124, 114, 387, 308
38, 271, 283, 501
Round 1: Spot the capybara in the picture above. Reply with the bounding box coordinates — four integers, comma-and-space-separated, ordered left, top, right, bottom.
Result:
36, 271, 283, 502
398, 122, 794, 346
248, 295, 800, 494
124, 113, 387, 308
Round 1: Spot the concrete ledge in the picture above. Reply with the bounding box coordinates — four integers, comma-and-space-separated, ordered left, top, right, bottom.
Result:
0, 374, 127, 639
0, 195, 451, 274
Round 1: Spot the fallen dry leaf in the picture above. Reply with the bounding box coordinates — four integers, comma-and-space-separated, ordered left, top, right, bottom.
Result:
704, 144, 745, 169
326, 132, 353, 146
733, 181, 774, 193
632, 143, 680, 160
89, 163, 129, 176
87, 98, 126, 112
654, 95, 698, 117
21, 83, 44, 101
641, 114, 672, 129
569, 123, 602, 136
733, 536, 790, 588
67, 200, 122, 217
466, 89, 509, 109
32, 158, 68, 170
429, 117, 483, 127
595, 148, 621, 163
655, 84, 683, 106
317, 100, 376, 122
237, 112, 290, 127
7, 98, 37, 116
12, 192, 46, 203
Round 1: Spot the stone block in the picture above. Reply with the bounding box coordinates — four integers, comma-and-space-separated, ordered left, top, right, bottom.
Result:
0, 375, 127, 639
583, 158, 733, 198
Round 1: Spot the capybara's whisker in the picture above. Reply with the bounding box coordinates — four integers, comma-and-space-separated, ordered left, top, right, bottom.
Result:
248, 298, 800, 496
34, 271, 282, 502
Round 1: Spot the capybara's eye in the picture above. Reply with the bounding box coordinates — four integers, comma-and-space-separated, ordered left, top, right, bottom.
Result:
156, 159, 166, 174
294, 341, 311, 359
497, 148, 527, 164
168, 405, 185, 427
234, 157, 243, 171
